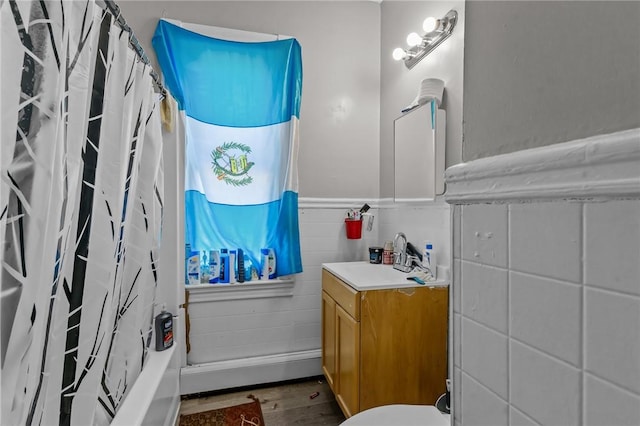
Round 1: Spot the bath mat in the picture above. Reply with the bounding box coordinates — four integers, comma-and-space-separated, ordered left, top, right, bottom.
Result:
179, 396, 265, 426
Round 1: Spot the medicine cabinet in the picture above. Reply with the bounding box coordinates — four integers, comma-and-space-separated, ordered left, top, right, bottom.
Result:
393, 102, 446, 201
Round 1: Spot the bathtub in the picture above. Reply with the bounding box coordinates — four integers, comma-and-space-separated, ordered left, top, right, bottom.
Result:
111, 345, 180, 426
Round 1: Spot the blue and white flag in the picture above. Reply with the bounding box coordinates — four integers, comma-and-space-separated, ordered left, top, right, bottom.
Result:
153, 20, 303, 276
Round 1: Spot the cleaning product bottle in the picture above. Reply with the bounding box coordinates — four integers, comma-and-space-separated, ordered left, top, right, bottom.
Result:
422, 242, 437, 278
155, 304, 173, 351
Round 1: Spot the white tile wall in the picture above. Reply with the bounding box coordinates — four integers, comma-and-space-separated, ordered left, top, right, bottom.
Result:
509, 202, 582, 283
584, 287, 640, 394
511, 340, 581, 425
453, 198, 640, 425
461, 262, 508, 333
186, 202, 451, 371
461, 372, 509, 426
461, 318, 508, 399
584, 373, 640, 426
510, 407, 540, 426
461, 204, 508, 268
510, 272, 581, 366
584, 200, 640, 296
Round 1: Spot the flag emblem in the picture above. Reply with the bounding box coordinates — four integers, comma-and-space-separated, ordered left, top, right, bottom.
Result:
210, 142, 254, 186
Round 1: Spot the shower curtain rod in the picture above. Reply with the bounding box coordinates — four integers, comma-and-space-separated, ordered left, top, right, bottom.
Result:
101, 0, 167, 98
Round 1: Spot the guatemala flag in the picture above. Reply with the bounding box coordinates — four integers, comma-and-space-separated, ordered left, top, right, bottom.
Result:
153, 20, 303, 276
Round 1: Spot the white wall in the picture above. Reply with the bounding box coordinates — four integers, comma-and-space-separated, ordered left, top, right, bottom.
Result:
462, 1, 640, 161
446, 130, 640, 426
380, 0, 465, 198
117, 0, 459, 395
119, 1, 381, 199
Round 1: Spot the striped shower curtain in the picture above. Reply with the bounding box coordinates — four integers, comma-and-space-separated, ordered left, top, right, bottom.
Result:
1, 1, 164, 425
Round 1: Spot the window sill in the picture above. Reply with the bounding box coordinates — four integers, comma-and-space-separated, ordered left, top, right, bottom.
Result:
185, 277, 295, 303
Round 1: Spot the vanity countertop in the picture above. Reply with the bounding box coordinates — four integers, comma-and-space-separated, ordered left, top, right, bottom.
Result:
322, 261, 448, 291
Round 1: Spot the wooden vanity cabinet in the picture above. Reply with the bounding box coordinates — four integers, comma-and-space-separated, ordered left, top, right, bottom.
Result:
321, 268, 448, 419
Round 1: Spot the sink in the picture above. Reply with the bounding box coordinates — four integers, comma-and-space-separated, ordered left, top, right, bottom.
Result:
322, 261, 447, 291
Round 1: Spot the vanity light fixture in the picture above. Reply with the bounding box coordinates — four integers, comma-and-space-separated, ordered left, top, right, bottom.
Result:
393, 9, 458, 69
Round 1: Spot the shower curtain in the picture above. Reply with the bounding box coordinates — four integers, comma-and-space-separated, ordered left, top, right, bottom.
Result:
1, 1, 164, 425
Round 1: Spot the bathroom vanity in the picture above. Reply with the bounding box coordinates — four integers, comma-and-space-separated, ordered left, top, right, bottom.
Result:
321, 262, 448, 418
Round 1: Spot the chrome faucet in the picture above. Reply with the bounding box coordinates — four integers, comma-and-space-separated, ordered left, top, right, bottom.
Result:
393, 232, 415, 272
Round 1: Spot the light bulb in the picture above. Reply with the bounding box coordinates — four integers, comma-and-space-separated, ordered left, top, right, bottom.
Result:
423, 16, 438, 33
392, 48, 407, 61
406, 32, 423, 47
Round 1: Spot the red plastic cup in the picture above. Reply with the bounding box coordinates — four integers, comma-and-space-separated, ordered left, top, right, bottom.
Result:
345, 219, 363, 239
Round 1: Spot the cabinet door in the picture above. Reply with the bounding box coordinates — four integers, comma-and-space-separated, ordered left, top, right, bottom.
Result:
336, 304, 360, 418
321, 291, 337, 391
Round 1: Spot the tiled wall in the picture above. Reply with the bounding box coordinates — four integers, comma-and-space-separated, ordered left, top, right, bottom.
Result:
185, 202, 450, 384
448, 130, 640, 426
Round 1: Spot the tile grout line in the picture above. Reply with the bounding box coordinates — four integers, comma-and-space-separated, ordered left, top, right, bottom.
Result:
506, 203, 511, 425
580, 201, 586, 426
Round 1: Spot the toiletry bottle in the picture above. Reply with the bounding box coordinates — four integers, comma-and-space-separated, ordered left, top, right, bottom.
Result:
155, 305, 173, 351
237, 248, 245, 283
244, 256, 253, 281
229, 250, 237, 283
422, 242, 437, 278
383, 241, 394, 265
209, 250, 220, 283
268, 248, 277, 279
260, 248, 269, 280
185, 243, 191, 284
220, 250, 229, 283
200, 251, 210, 283
187, 248, 200, 285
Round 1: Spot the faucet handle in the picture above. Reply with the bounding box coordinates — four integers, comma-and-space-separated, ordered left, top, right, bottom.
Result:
406, 255, 421, 267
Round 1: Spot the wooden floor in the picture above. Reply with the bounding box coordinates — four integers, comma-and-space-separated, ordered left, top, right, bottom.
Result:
180, 376, 346, 426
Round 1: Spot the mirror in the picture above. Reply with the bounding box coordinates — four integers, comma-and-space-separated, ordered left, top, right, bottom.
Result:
393, 102, 445, 201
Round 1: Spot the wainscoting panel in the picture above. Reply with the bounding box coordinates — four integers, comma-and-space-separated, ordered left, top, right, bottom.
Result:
446, 129, 640, 426
182, 200, 451, 394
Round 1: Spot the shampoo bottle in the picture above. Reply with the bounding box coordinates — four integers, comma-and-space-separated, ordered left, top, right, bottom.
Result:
260, 248, 269, 280
220, 250, 229, 283
268, 249, 277, 279
200, 251, 210, 283
237, 249, 245, 283
209, 250, 220, 283
186, 248, 200, 285
155, 305, 173, 351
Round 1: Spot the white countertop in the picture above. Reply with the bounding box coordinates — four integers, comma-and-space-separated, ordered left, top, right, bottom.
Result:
322, 261, 448, 291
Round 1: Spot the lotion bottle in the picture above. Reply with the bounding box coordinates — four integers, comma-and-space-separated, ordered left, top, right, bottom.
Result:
422, 242, 437, 278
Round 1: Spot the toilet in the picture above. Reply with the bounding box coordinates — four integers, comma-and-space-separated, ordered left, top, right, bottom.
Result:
340, 405, 450, 426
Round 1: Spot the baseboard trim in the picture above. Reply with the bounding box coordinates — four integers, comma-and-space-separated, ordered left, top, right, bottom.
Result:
445, 129, 640, 203
180, 349, 322, 395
